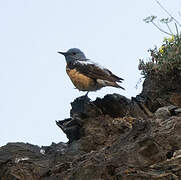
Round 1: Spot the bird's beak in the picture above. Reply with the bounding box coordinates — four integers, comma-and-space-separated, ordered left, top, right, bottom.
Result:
58, 51, 67, 56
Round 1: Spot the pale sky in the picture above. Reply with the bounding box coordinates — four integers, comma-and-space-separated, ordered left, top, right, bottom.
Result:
0, 0, 180, 146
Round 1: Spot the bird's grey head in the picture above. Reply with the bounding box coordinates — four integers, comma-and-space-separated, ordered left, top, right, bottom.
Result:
58, 48, 86, 63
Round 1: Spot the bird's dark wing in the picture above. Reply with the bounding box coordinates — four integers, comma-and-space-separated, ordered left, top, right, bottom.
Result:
72, 60, 124, 82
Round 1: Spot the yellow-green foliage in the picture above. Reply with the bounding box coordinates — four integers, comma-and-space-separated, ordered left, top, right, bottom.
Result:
139, 34, 181, 77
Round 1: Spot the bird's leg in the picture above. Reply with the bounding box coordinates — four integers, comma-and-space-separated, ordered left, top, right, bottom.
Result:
85, 91, 89, 97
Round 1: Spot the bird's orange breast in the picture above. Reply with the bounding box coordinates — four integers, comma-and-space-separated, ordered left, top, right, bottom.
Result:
66, 66, 96, 91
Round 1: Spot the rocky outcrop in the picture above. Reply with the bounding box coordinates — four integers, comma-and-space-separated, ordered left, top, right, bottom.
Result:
137, 70, 181, 112
0, 72, 181, 179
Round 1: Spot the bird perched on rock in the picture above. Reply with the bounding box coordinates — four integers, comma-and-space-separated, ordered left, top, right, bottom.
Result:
58, 48, 124, 95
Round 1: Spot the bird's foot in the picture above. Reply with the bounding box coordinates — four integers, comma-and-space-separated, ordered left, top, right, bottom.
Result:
85, 91, 89, 97
78, 91, 90, 101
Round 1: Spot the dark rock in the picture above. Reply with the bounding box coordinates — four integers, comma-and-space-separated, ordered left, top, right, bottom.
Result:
94, 94, 131, 118
70, 95, 102, 118
175, 108, 181, 114
56, 117, 83, 143
155, 106, 171, 119
168, 105, 178, 115
42, 142, 67, 155
0, 143, 48, 179
170, 93, 181, 106
137, 71, 181, 113
1, 70, 181, 179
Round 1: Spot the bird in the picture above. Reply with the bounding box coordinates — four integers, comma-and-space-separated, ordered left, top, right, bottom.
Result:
58, 48, 124, 95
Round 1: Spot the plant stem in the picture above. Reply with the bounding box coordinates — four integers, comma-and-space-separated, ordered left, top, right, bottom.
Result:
175, 23, 179, 36
156, 0, 181, 27
166, 23, 173, 35
152, 21, 172, 35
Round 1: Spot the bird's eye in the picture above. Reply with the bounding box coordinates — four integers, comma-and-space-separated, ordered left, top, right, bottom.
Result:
72, 52, 76, 55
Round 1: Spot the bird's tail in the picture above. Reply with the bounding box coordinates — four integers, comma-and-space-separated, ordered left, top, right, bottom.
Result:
109, 81, 125, 90
97, 79, 125, 90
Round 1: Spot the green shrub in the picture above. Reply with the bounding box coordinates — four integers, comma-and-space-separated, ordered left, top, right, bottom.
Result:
139, 34, 181, 77
139, 1, 181, 78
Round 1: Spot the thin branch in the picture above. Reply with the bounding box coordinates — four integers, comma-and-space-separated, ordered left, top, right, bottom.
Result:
175, 23, 179, 36
166, 23, 173, 35
156, 0, 181, 27
152, 21, 172, 35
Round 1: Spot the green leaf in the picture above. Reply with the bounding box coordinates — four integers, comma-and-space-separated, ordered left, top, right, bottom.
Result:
143, 16, 157, 23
